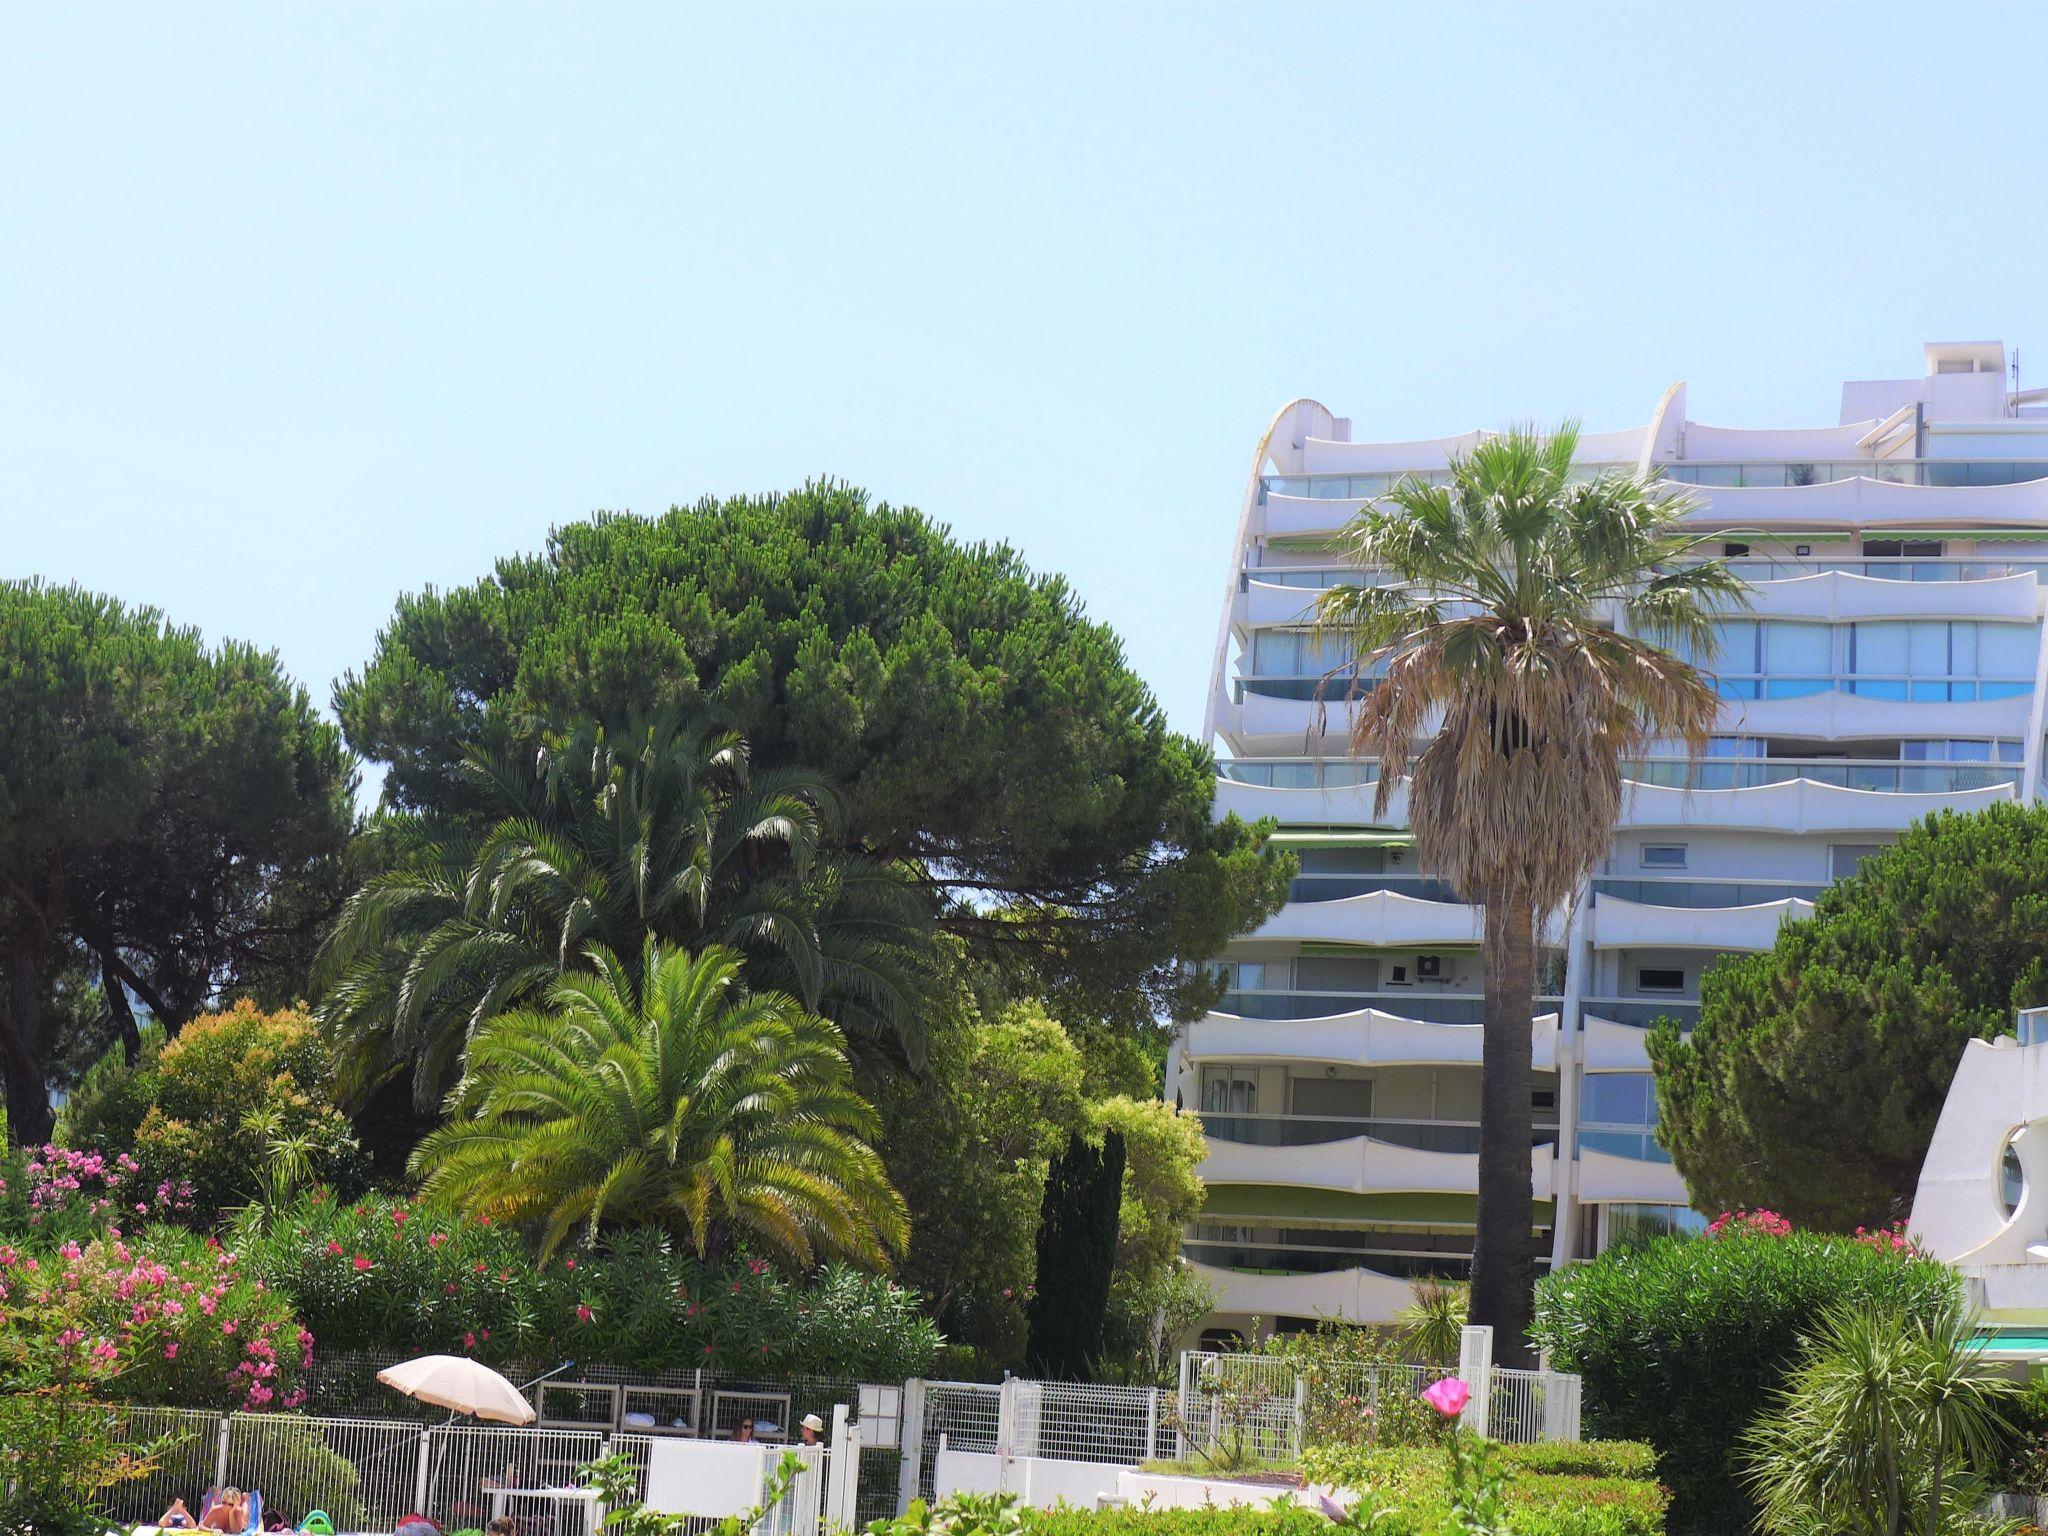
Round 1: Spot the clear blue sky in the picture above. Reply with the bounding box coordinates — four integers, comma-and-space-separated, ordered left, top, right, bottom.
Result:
7, 1, 2045, 789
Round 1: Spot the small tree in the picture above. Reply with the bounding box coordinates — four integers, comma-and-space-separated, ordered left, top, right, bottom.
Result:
1025, 1130, 1125, 1380
1532, 1220, 1963, 1534
1652, 801, 2048, 1230
1745, 1299, 2013, 1536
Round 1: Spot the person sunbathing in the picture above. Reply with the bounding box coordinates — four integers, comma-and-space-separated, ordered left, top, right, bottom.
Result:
159, 1498, 196, 1529
200, 1488, 248, 1532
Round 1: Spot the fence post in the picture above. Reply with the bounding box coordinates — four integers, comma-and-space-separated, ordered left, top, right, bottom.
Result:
895, 1379, 926, 1517
414, 1428, 432, 1515
1457, 1325, 1493, 1437
996, 1377, 1018, 1459
1143, 1386, 1159, 1463
214, 1414, 232, 1489
825, 1407, 856, 1531
1173, 1353, 1191, 1461
1290, 1374, 1307, 1461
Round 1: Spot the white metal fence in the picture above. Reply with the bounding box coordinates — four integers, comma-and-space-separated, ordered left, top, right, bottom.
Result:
92, 1345, 1581, 1531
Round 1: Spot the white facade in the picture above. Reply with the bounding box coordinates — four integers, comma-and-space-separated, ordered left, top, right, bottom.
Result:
1175, 341, 2048, 1333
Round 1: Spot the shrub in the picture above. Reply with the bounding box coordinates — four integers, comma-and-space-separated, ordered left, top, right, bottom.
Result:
1531, 1225, 1961, 1535
1298, 1440, 1666, 1536
64, 1003, 365, 1223
236, 1193, 942, 1382
0, 1229, 312, 1411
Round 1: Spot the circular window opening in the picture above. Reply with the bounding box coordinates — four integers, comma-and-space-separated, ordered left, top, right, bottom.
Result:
2003, 1138, 2027, 1219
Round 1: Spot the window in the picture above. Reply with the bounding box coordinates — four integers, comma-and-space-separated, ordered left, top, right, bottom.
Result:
1201, 1067, 1257, 1115
1640, 844, 1687, 869
1636, 967, 1686, 993
1722, 541, 1751, 557
1582, 1073, 1655, 1127
1219, 960, 1280, 991
1849, 621, 2039, 700
1862, 539, 1944, 558
1829, 844, 1883, 879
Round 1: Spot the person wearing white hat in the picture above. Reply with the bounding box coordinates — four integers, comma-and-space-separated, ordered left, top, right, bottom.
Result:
799, 1414, 825, 1445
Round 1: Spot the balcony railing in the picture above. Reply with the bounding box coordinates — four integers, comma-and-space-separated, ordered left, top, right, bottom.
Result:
1592, 877, 1825, 908
1661, 459, 2048, 489
1718, 557, 2048, 583
1235, 672, 1384, 702
1622, 757, 2021, 793
1217, 990, 1565, 1023
1258, 460, 2048, 503
1289, 873, 1462, 904
1578, 1127, 1671, 1163
1246, 558, 2048, 591
1183, 1241, 1482, 1280
1579, 996, 1699, 1029
1217, 758, 1383, 788
1199, 1111, 1559, 1154
1221, 756, 2022, 794
1704, 674, 2033, 703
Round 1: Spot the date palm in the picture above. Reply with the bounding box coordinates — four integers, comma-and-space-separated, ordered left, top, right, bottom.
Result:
1315, 424, 1743, 1360
412, 940, 909, 1267
317, 710, 930, 1108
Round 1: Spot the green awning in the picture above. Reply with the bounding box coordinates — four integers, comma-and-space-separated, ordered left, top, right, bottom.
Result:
1200, 1184, 1554, 1232
1267, 829, 1415, 849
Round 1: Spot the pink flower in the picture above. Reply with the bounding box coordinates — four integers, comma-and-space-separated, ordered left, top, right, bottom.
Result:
464, 1332, 477, 1350
164, 1343, 179, 1360
1422, 1377, 1471, 1418
352, 1255, 372, 1272
427, 1233, 447, 1249
575, 1305, 593, 1324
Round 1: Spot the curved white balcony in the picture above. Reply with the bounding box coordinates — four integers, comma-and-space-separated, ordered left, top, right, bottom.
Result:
1253, 889, 1481, 947
1263, 493, 1367, 537
1188, 1260, 1416, 1325
1678, 473, 2048, 529
1717, 687, 2032, 740
1239, 581, 1328, 628
1620, 774, 2017, 833
1577, 1145, 1688, 1204
1742, 569, 2041, 622
1588, 891, 1812, 950
1184, 1010, 1561, 1070
1213, 773, 1406, 827
1200, 1133, 1555, 1199
1581, 1015, 1655, 1070
1300, 430, 1486, 474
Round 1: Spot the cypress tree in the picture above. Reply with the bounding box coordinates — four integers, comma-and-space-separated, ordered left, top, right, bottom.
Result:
1025, 1130, 1125, 1380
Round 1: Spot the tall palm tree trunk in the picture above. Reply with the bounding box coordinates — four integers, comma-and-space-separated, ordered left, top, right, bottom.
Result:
1472, 892, 1537, 1368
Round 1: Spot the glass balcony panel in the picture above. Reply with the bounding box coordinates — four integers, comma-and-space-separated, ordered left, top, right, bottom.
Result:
1287, 874, 1462, 903
1215, 991, 1565, 1024
1198, 1112, 1558, 1154
1579, 997, 1700, 1029
1592, 878, 1825, 908
1578, 1128, 1673, 1163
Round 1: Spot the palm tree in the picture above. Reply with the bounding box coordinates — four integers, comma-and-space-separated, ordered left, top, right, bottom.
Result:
1744, 1299, 2013, 1536
412, 941, 910, 1268
1314, 425, 1744, 1360
318, 710, 931, 1107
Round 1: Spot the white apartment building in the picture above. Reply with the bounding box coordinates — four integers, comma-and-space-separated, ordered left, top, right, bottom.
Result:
1170, 340, 2048, 1336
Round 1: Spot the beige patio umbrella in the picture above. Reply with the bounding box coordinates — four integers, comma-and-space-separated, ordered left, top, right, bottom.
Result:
377, 1354, 538, 1425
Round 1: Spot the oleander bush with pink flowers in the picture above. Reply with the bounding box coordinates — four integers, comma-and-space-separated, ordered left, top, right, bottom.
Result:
0, 1224, 311, 1412
1532, 1215, 1960, 1535
230, 1192, 942, 1383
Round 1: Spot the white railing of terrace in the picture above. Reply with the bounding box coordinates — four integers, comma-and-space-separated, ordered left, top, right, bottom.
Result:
96, 1347, 1582, 1531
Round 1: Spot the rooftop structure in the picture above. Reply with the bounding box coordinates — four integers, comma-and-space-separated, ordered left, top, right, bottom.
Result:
1173, 341, 2048, 1338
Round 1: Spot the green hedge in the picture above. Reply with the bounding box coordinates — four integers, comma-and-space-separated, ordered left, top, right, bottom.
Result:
1531, 1229, 1959, 1535
1019, 1440, 1665, 1536
1298, 1440, 1665, 1536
